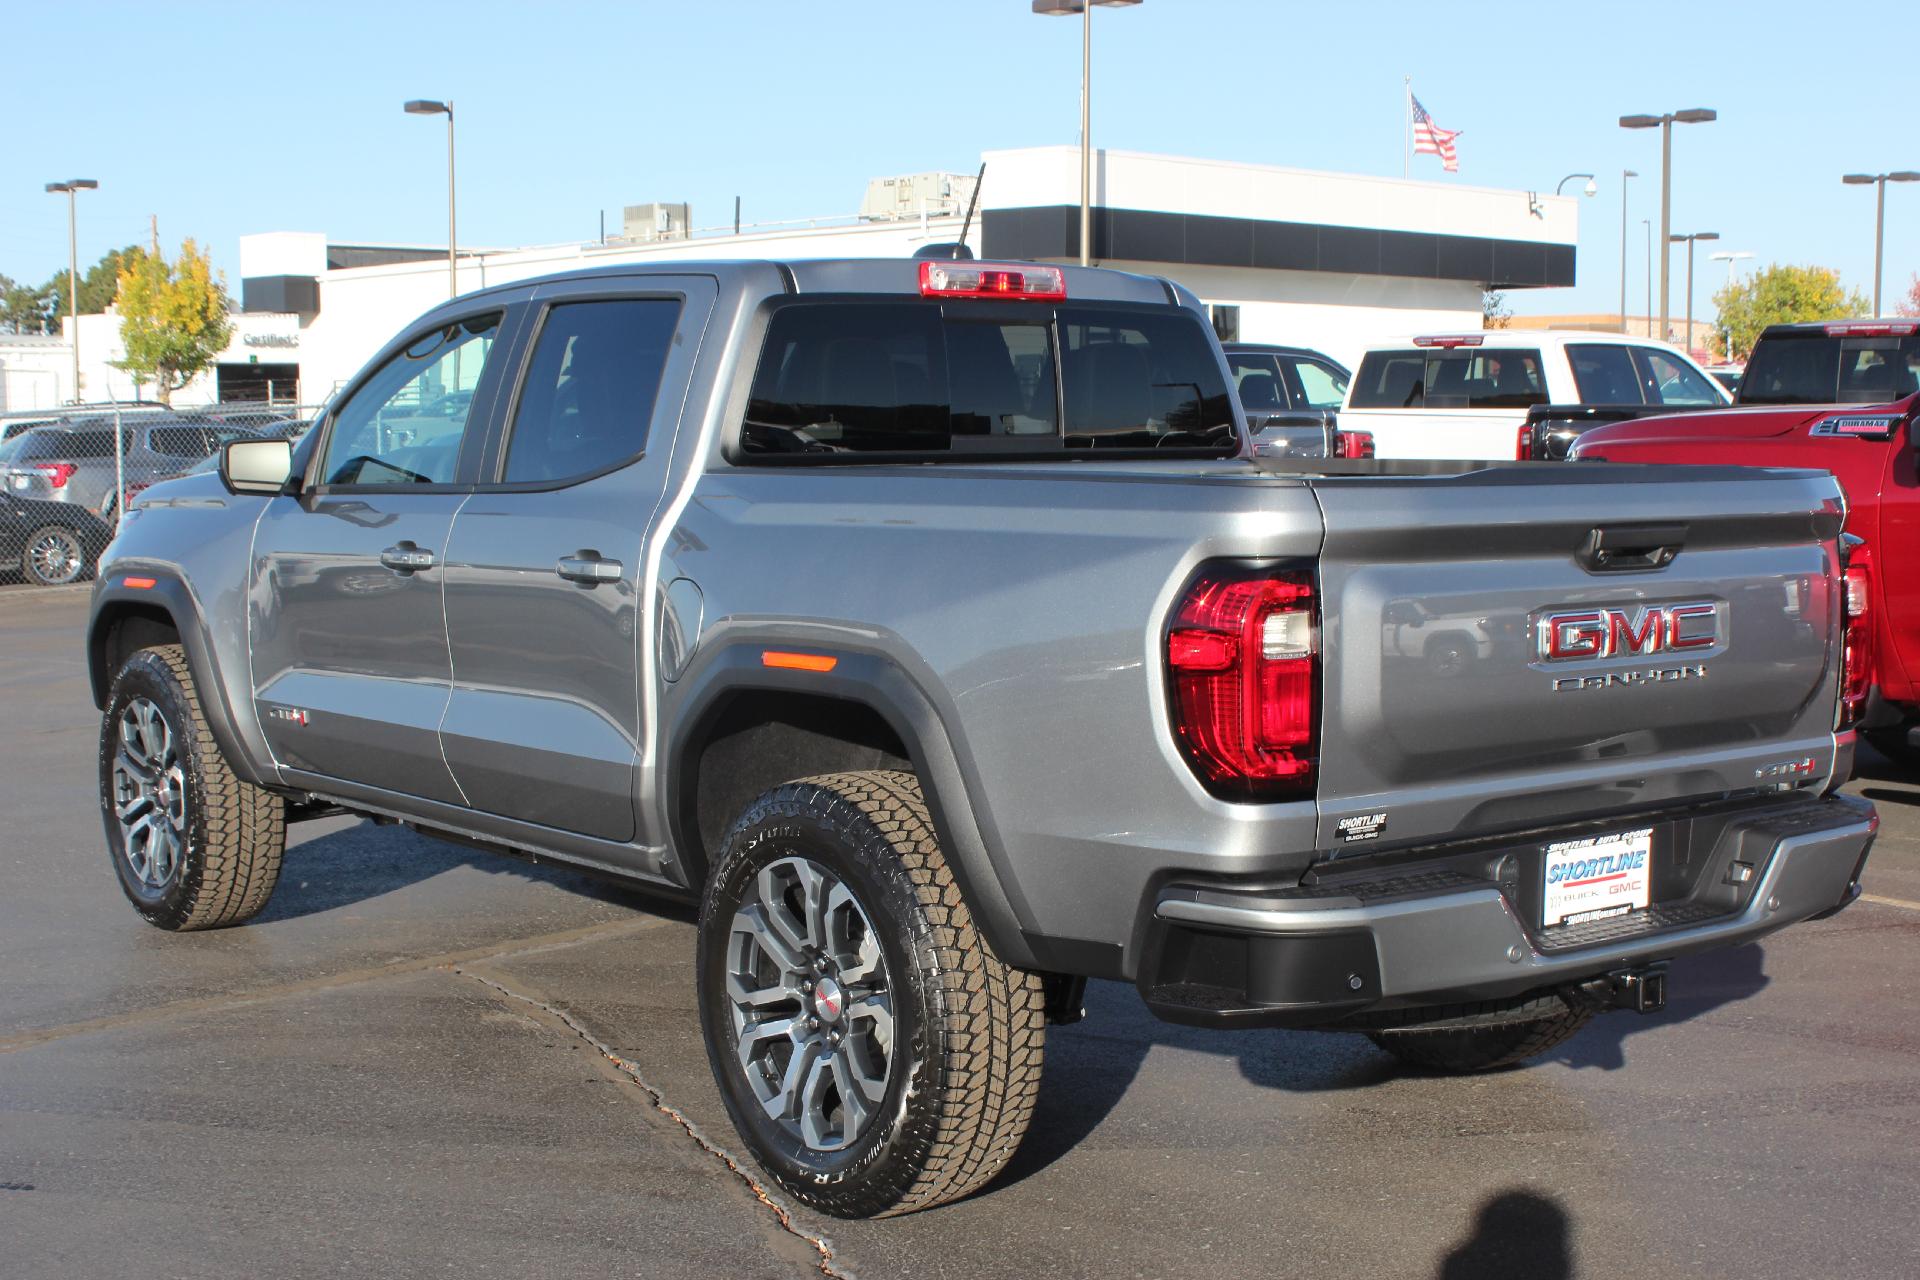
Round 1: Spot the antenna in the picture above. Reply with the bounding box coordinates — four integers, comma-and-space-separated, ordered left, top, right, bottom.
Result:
954, 162, 986, 259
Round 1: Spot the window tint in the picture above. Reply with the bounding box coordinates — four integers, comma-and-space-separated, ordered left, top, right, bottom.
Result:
1569, 344, 1644, 404
1058, 308, 1233, 448
1289, 358, 1348, 410
321, 313, 500, 485
1634, 348, 1722, 406
504, 299, 682, 484
1739, 333, 1920, 405
1349, 348, 1546, 409
147, 425, 213, 457
1228, 353, 1288, 412
21, 429, 127, 460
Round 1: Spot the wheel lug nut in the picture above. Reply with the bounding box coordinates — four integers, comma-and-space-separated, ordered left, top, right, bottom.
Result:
807, 1016, 820, 1031
803, 980, 814, 992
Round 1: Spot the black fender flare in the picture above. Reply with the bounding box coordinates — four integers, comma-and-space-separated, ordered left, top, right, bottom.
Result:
662, 640, 1041, 971
88, 571, 273, 788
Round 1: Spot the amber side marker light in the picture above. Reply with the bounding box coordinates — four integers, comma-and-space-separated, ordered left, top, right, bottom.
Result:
762, 650, 838, 673
122, 576, 157, 590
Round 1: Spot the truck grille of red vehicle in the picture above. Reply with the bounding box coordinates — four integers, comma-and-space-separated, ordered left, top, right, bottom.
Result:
1165, 566, 1318, 799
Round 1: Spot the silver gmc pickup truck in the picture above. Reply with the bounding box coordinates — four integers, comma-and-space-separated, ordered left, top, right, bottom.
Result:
87, 258, 1876, 1218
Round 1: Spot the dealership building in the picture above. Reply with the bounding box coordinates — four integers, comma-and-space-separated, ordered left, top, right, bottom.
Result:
8, 146, 1579, 410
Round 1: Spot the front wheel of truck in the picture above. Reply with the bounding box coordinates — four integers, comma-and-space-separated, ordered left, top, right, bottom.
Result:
99, 644, 287, 930
1364, 993, 1597, 1073
697, 770, 1046, 1218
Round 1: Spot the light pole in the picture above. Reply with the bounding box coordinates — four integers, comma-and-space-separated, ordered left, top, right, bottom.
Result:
1555, 173, 1597, 197
1032, 0, 1141, 267
44, 179, 99, 403
1670, 231, 1719, 356
1642, 219, 1652, 337
1709, 249, 1753, 290
1841, 171, 1920, 315
1620, 108, 1716, 340
404, 99, 457, 296
1619, 168, 1637, 333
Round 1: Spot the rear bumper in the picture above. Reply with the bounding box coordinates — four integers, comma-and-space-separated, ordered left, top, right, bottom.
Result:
1140, 792, 1876, 1028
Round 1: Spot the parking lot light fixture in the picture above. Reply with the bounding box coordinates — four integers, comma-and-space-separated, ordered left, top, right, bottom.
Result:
44, 179, 99, 403
404, 99, 456, 297
1556, 173, 1596, 197
1670, 231, 1720, 358
1619, 169, 1638, 333
1621, 108, 1717, 339
1032, 0, 1142, 267
1842, 171, 1920, 315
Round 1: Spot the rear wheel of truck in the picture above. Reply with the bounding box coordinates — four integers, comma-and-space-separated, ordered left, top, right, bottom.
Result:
99, 644, 287, 930
1364, 993, 1596, 1073
697, 769, 1046, 1218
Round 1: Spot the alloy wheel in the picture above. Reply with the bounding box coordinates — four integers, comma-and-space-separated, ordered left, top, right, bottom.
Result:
725, 856, 895, 1152
111, 696, 188, 891
28, 529, 83, 585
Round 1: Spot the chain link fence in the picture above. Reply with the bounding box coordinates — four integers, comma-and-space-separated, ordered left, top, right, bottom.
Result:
0, 401, 322, 588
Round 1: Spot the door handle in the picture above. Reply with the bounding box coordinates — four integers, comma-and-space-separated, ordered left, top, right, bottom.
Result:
379, 542, 437, 573
557, 553, 623, 585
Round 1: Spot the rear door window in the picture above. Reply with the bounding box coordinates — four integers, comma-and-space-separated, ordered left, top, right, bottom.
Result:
1286, 357, 1349, 410
1227, 353, 1289, 412
1632, 348, 1723, 406
740, 301, 1231, 458
147, 425, 214, 457
1568, 344, 1645, 404
502, 298, 682, 483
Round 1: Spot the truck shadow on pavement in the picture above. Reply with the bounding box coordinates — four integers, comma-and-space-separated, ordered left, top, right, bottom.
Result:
1001, 943, 1769, 1189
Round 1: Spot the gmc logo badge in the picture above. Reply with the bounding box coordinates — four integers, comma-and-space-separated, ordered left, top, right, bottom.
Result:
1536, 603, 1720, 662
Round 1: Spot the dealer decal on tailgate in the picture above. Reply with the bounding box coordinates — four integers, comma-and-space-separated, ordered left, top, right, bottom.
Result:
1542, 828, 1652, 928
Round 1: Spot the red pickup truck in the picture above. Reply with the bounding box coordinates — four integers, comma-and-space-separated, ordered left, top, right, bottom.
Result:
1573, 320, 1919, 757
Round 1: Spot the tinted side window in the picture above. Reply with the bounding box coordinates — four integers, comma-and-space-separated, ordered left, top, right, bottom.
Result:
321, 313, 500, 486
1350, 351, 1427, 407
1633, 348, 1722, 406
1227, 353, 1288, 411
148, 426, 214, 457
503, 299, 682, 484
1058, 308, 1233, 448
1568, 344, 1644, 404
1289, 358, 1348, 410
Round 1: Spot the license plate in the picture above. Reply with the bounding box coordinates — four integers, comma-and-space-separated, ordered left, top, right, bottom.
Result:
1543, 827, 1652, 928
7, 476, 26, 490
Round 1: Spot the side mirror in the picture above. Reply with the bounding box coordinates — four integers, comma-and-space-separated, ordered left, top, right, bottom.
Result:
220, 437, 294, 496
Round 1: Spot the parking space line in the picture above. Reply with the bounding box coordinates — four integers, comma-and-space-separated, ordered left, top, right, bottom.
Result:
1861, 892, 1920, 912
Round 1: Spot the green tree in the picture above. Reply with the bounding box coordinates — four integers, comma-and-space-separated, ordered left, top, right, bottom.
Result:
112, 240, 234, 406
47, 245, 142, 321
1713, 264, 1869, 361
1898, 273, 1920, 319
1482, 289, 1513, 329
0, 276, 56, 334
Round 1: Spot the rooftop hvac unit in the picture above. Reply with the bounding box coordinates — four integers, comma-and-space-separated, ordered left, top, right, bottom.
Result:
622, 202, 691, 242
859, 172, 978, 222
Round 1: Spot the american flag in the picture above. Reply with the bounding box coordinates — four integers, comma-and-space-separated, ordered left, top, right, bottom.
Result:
1411, 94, 1460, 173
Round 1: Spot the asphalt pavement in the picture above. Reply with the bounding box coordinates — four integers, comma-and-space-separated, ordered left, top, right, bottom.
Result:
4, 583, 1918, 1279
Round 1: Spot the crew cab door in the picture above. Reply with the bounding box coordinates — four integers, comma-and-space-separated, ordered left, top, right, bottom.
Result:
438, 275, 715, 845
249, 307, 516, 804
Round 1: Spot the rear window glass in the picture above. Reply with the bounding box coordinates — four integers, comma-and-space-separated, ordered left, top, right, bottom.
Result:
20, 429, 129, 460
1350, 348, 1547, 410
1227, 353, 1287, 411
1739, 333, 1920, 405
1569, 344, 1644, 404
741, 301, 1232, 458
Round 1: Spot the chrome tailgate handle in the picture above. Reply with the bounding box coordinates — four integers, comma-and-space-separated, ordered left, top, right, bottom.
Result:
379, 543, 436, 573
557, 554, 623, 585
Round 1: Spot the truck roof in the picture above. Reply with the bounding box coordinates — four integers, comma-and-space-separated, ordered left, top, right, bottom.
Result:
445, 257, 1186, 309
1362, 330, 1700, 355
1758, 319, 1920, 338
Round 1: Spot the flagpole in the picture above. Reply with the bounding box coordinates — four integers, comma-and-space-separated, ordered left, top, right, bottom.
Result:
1403, 77, 1411, 178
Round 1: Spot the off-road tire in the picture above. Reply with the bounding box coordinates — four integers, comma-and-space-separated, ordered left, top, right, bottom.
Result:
1365, 992, 1597, 1073
697, 769, 1045, 1218
99, 644, 286, 930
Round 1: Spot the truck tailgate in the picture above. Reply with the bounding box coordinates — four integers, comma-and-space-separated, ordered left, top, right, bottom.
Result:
1308, 462, 1846, 852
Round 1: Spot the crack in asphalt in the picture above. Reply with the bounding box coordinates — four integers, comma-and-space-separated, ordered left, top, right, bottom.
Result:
456, 965, 852, 1280
0, 916, 663, 1054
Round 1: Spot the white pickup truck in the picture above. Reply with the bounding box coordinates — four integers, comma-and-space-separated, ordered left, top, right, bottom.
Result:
1341, 330, 1729, 459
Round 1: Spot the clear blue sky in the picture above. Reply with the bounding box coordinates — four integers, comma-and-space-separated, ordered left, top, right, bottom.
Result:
6, 0, 1916, 318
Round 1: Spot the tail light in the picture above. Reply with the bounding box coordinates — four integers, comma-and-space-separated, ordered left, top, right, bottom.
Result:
1166, 566, 1317, 799
1336, 429, 1375, 459
919, 260, 1066, 300
1840, 550, 1872, 728
32, 462, 78, 489
1515, 423, 1534, 460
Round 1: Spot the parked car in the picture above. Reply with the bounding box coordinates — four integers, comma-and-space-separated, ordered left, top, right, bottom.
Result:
1, 417, 260, 520
1571, 319, 1920, 756
0, 485, 112, 585
1343, 330, 1729, 459
88, 258, 1874, 1218
1223, 343, 1367, 457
